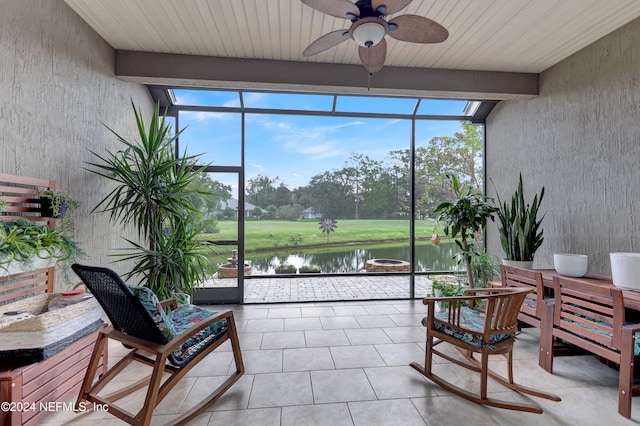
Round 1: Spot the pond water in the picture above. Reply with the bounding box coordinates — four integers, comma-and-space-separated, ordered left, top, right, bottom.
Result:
244, 241, 462, 274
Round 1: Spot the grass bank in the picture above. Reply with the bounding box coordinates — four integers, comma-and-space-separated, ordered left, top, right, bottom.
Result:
201, 219, 445, 253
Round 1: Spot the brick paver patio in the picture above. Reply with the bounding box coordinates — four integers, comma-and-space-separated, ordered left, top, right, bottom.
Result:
203, 275, 436, 303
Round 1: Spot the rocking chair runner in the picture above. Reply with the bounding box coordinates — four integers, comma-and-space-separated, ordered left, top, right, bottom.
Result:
411, 287, 560, 413
71, 264, 244, 426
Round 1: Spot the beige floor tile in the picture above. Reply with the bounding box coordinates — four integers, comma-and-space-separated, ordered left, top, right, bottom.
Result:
305, 329, 351, 347
364, 366, 437, 399
311, 368, 376, 403
301, 306, 336, 317
284, 316, 323, 331
208, 407, 281, 426
283, 347, 335, 371
348, 399, 427, 426
267, 307, 302, 318
281, 402, 354, 426
387, 313, 426, 327
244, 318, 284, 332
363, 304, 402, 315
240, 348, 283, 374
332, 306, 370, 316
354, 314, 397, 328
260, 330, 306, 349
344, 327, 393, 345
180, 374, 254, 412
374, 342, 425, 366
330, 344, 386, 369
248, 371, 313, 408
382, 325, 426, 343
320, 315, 360, 329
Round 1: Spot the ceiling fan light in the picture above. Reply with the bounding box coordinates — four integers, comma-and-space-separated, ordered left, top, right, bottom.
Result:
352, 21, 386, 47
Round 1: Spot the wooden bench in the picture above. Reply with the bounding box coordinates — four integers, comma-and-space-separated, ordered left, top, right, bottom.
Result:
539, 275, 640, 418
0, 173, 107, 426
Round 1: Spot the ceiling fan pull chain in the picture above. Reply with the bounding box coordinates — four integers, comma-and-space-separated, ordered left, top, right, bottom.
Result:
367, 47, 372, 91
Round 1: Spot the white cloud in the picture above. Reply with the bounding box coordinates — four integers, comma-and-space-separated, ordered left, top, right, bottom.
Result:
180, 110, 235, 122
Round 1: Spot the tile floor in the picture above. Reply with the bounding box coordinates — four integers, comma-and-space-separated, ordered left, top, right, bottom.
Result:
43, 299, 638, 425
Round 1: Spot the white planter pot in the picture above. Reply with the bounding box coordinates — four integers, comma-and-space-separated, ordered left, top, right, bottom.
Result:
501, 259, 534, 270
0, 252, 58, 277
610, 253, 640, 290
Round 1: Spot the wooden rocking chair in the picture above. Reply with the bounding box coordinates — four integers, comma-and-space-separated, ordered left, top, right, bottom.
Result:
410, 287, 560, 413
71, 264, 244, 426
500, 265, 546, 328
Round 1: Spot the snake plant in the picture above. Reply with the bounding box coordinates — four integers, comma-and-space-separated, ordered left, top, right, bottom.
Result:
495, 174, 545, 262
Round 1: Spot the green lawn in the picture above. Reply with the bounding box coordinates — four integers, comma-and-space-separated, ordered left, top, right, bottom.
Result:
201, 219, 444, 253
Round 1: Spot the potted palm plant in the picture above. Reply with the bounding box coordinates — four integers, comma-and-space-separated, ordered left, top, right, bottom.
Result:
494, 173, 545, 268
86, 101, 215, 300
434, 175, 498, 288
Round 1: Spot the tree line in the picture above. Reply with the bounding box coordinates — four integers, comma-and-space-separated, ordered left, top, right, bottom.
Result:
245, 122, 483, 220
190, 122, 483, 224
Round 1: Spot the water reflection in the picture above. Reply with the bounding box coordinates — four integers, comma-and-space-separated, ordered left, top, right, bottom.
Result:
245, 242, 462, 274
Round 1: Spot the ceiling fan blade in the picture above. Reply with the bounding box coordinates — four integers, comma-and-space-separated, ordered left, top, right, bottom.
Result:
388, 14, 448, 43
358, 38, 387, 73
371, 0, 412, 16
302, 29, 350, 57
301, 0, 360, 19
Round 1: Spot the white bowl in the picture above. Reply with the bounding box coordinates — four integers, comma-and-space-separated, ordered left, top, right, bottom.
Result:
610, 253, 640, 289
554, 253, 588, 277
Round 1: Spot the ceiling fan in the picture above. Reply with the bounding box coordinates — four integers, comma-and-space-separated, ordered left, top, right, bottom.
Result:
301, 0, 449, 73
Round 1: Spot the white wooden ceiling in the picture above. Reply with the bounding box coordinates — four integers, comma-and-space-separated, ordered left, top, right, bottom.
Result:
65, 0, 640, 74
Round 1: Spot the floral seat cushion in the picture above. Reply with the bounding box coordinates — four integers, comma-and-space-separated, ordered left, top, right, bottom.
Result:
561, 313, 640, 355
128, 286, 228, 358
422, 306, 514, 348
128, 285, 176, 341
168, 304, 228, 359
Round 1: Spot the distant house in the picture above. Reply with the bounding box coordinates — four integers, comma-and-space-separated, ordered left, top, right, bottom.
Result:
215, 198, 257, 219
302, 207, 322, 219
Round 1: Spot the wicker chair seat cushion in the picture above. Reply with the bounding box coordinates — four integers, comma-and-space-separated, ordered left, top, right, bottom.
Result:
423, 307, 513, 348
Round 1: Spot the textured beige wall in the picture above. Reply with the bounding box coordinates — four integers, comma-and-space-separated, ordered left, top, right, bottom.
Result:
486, 17, 640, 273
0, 0, 153, 287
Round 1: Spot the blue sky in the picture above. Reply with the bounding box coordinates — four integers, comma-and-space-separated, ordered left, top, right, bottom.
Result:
173, 90, 471, 196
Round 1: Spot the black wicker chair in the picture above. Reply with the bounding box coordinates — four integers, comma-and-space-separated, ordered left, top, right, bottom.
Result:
72, 264, 244, 426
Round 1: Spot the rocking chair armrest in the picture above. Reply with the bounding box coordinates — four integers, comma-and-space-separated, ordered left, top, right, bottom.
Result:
463, 287, 530, 296
422, 294, 490, 305
622, 322, 640, 334
160, 297, 178, 311
103, 326, 169, 355
163, 309, 235, 352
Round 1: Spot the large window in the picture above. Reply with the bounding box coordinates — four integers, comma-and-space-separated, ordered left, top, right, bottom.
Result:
172, 89, 486, 284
